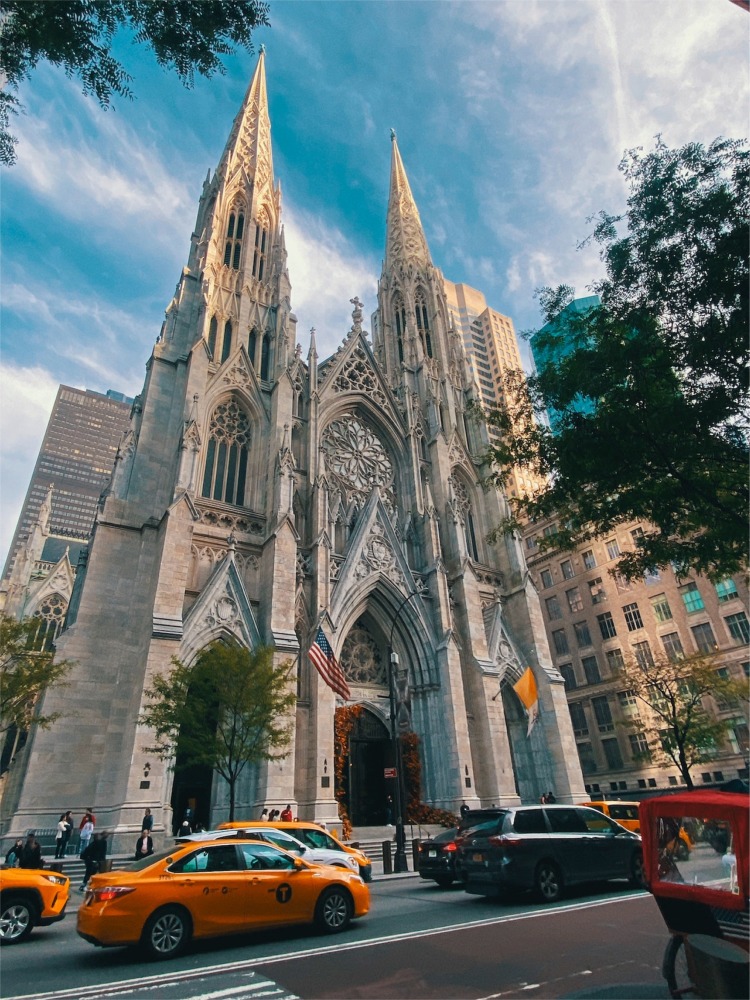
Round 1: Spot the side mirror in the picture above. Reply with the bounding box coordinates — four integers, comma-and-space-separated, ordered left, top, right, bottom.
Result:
293, 856, 305, 870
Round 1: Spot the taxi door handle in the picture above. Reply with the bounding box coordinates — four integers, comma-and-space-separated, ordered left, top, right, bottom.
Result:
180, 878, 197, 885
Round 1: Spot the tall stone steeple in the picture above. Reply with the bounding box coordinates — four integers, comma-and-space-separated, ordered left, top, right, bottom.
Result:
385, 131, 432, 273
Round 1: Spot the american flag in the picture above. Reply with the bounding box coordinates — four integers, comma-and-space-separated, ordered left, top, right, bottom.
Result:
309, 627, 351, 701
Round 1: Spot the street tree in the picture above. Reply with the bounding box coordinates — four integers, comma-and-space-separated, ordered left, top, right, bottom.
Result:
0, 0, 271, 166
488, 136, 749, 581
139, 642, 296, 822
0, 614, 72, 735
619, 649, 747, 789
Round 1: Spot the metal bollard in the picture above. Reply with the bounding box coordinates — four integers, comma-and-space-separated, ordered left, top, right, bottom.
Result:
382, 840, 393, 875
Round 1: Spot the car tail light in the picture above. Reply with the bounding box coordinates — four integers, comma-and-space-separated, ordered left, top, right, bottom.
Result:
92, 886, 137, 903
442, 842, 457, 853
488, 835, 522, 849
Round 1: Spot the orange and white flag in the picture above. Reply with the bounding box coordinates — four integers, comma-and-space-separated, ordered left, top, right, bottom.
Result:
513, 666, 539, 737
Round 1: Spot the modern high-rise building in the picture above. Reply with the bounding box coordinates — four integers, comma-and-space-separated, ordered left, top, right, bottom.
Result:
2, 53, 586, 847
1, 385, 133, 589
444, 280, 546, 500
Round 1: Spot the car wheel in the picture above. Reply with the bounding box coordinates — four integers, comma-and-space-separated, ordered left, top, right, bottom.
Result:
535, 861, 563, 903
0, 895, 36, 944
434, 876, 454, 889
675, 839, 690, 862
141, 906, 191, 959
663, 934, 690, 998
314, 886, 353, 934
629, 850, 647, 888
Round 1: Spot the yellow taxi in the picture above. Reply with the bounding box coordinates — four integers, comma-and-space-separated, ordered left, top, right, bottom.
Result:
0, 866, 71, 944
77, 837, 369, 959
582, 800, 693, 858
217, 819, 373, 882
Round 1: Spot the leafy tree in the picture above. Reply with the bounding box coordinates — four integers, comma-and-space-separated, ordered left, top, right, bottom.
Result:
0, 0, 270, 166
139, 642, 296, 822
619, 649, 747, 789
0, 614, 71, 734
488, 136, 749, 581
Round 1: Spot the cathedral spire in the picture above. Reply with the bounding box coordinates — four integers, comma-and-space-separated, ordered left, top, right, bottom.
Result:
385, 131, 431, 271
215, 47, 274, 203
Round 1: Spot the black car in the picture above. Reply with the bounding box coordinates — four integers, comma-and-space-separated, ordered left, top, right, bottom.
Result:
457, 804, 645, 903
417, 828, 459, 887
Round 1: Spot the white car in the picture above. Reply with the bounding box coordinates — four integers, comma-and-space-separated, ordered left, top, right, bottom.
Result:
177, 827, 360, 873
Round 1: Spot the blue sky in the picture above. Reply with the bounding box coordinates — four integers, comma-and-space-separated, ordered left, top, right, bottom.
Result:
1, 0, 748, 562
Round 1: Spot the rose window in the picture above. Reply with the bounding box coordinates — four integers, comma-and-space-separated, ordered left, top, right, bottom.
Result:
321, 415, 395, 509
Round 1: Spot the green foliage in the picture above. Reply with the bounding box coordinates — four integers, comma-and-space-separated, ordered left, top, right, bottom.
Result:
0, 614, 72, 734
488, 136, 749, 581
140, 642, 295, 820
619, 650, 747, 789
0, 0, 270, 165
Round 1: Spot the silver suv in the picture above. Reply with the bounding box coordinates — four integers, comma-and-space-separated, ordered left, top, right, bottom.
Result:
457, 804, 645, 902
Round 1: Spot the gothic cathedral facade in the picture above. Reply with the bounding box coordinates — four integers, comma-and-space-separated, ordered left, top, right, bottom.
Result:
8, 53, 584, 844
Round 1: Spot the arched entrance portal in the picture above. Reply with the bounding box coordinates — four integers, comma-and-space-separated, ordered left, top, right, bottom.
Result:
344, 709, 392, 826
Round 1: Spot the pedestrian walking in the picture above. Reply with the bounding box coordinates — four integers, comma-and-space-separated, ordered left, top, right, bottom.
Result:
61, 811, 74, 855
19, 831, 43, 869
134, 829, 154, 860
5, 839, 23, 867
55, 813, 69, 859
80, 831, 107, 891
79, 815, 94, 855
141, 807, 153, 832
280, 804, 293, 821
259, 807, 269, 820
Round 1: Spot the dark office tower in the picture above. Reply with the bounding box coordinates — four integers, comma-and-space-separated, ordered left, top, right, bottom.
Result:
1, 385, 133, 585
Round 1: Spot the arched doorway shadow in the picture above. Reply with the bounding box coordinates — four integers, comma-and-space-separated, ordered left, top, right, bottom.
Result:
343, 708, 392, 826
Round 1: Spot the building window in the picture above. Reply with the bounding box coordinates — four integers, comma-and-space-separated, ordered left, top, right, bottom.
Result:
526, 534, 537, 551
606, 648, 625, 674
650, 594, 673, 623
415, 291, 432, 358
252, 217, 268, 279
691, 621, 718, 654
630, 527, 645, 546
643, 567, 662, 585
623, 603, 644, 632
582, 549, 596, 570
559, 663, 577, 690
606, 538, 621, 560
614, 572, 632, 593
566, 587, 584, 613
597, 611, 617, 639
569, 702, 588, 736
220, 320, 233, 363
680, 582, 705, 614
260, 333, 271, 381
207, 316, 218, 356
714, 578, 739, 603
545, 595, 563, 621
574, 621, 593, 648
581, 655, 601, 685
633, 640, 654, 668
728, 720, 749, 755
560, 559, 574, 580
661, 632, 685, 662
552, 629, 569, 655
540, 568, 553, 589
629, 732, 650, 760
223, 209, 245, 270
725, 612, 750, 645
394, 296, 406, 364
602, 737, 624, 769
201, 398, 251, 506
588, 577, 606, 605
577, 741, 597, 775
714, 668, 739, 710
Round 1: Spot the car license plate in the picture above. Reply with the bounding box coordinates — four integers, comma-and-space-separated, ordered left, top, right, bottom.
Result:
429, 849, 437, 858
472, 852, 483, 862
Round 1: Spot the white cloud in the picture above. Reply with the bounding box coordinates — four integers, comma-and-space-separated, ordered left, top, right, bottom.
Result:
283, 203, 379, 360
0, 364, 60, 563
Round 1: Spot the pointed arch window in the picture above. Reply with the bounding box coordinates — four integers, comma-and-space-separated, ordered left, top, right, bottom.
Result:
207, 316, 218, 357
252, 213, 269, 280
415, 291, 432, 357
201, 398, 251, 506
224, 210, 245, 270
260, 333, 271, 381
247, 327, 258, 368
220, 320, 232, 363
31, 593, 68, 651
393, 296, 406, 364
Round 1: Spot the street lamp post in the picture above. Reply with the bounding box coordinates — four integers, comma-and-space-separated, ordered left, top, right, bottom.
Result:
388, 591, 419, 873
